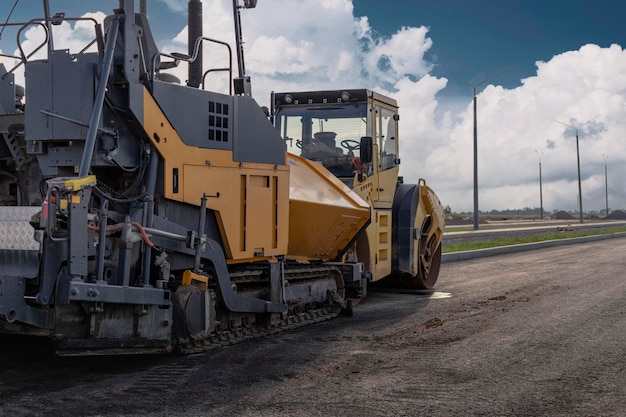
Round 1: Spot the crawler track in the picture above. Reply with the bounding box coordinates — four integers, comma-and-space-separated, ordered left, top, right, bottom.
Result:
176, 263, 347, 354
177, 306, 340, 354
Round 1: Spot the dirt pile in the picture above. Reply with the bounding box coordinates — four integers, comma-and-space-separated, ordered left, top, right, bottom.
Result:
605, 209, 626, 220
553, 210, 575, 220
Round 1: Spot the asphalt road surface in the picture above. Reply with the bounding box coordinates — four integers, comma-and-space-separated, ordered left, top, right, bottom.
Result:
1, 238, 625, 416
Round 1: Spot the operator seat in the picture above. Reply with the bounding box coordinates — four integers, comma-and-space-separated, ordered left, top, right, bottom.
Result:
314, 132, 342, 155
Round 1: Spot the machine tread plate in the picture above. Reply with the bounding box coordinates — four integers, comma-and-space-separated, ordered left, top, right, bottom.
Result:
0, 221, 40, 251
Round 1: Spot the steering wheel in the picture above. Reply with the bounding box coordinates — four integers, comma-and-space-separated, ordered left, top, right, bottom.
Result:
340, 139, 360, 153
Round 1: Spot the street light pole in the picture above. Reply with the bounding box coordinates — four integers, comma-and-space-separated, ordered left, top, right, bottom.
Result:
471, 85, 481, 230
603, 154, 609, 217
555, 118, 597, 224
466, 69, 507, 231
574, 128, 583, 224
535, 150, 543, 220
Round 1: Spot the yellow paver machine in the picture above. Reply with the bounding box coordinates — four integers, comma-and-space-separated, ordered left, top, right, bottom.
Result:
0, 0, 443, 354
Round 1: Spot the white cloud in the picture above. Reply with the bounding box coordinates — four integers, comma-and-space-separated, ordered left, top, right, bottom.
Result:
247, 36, 315, 74
364, 26, 433, 82
423, 43, 626, 212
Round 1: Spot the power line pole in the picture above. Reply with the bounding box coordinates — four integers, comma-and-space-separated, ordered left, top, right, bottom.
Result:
535, 150, 543, 220
603, 154, 609, 217
465, 69, 508, 231
554, 117, 598, 224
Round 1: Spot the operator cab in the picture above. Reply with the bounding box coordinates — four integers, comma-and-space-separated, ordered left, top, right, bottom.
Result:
273, 89, 400, 186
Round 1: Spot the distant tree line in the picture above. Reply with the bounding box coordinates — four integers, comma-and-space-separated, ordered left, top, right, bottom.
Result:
453, 207, 541, 216
449, 207, 618, 216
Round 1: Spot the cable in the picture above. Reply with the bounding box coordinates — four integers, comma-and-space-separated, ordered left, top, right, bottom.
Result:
87, 221, 158, 250
0, 0, 19, 40
93, 184, 146, 204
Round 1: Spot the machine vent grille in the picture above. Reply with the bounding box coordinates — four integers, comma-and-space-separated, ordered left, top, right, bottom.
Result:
208, 101, 230, 142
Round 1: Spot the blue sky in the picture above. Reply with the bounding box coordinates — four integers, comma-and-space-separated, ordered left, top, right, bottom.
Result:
354, 0, 626, 96
1, 1, 626, 214
5, 1, 624, 95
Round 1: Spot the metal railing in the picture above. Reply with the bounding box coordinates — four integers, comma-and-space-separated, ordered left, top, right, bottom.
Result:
0, 16, 101, 80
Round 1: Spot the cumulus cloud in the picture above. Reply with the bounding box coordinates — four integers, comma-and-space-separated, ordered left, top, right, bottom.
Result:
429, 43, 626, 212
3, 1, 626, 214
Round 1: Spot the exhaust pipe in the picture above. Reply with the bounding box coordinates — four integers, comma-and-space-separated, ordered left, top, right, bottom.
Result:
188, 0, 203, 88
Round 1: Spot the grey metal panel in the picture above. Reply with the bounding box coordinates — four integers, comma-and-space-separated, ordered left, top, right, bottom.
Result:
122, 2, 140, 85
94, 304, 172, 340
151, 82, 286, 164
63, 280, 170, 306
129, 75, 145, 122
134, 14, 160, 75
94, 128, 141, 168
24, 60, 52, 140
0, 65, 16, 114
0, 250, 39, 278
0, 276, 48, 327
156, 200, 223, 244
66, 280, 170, 306
45, 145, 84, 166
233, 95, 286, 165
104, 3, 140, 85
36, 239, 66, 305
68, 188, 90, 277
152, 80, 233, 151
25, 51, 99, 142
283, 279, 337, 305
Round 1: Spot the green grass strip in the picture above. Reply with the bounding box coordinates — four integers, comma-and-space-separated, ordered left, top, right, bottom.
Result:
442, 226, 626, 253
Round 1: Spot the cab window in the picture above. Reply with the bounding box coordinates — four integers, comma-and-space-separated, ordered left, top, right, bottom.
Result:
376, 105, 398, 171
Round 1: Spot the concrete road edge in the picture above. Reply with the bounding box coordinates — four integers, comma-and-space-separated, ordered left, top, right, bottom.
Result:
441, 232, 626, 263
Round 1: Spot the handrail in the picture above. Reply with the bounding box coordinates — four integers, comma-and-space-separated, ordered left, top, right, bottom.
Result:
1, 17, 100, 80
0, 21, 43, 60
2, 22, 49, 79
153, 36, 233, 94
202, 68, 233, 95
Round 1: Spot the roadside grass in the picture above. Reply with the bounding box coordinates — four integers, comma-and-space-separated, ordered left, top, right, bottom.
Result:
442, 226, 626, 253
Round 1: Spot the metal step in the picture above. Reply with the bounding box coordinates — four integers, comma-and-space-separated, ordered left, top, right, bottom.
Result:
0, 206, 41, 278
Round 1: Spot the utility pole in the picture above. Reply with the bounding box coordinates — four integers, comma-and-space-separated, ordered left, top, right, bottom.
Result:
465, 69, 507, 231
535, 150, 543, 220
603, 154, 609, 217
470, 84, 481, 230
555, 117, 598, 224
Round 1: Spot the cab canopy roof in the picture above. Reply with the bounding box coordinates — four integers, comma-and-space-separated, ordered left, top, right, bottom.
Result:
274, 89, 397, 108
